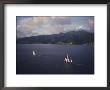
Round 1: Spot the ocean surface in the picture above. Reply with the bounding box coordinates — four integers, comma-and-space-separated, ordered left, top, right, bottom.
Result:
16, 44, 94, 74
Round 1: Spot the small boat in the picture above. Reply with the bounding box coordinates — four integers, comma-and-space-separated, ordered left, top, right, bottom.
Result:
64, 54, 72, 64
33, 50, 36, 56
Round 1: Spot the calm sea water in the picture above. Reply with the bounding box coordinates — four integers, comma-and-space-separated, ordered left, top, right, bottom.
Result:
16, 44, 94, 74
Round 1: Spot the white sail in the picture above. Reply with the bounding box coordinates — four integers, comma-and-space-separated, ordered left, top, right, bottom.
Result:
64, 53, 72, 63
67, 54, 70, 62
33, 51, 36, 56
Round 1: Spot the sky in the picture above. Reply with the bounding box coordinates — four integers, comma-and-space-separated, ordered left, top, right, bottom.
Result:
16, 16, 94, 38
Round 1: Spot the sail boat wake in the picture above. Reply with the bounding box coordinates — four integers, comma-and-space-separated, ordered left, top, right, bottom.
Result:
64, 54, 72, 64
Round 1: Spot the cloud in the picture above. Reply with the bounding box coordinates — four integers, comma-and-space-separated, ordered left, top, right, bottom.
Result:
88, 19, 94, 27
17, 16, 94, 38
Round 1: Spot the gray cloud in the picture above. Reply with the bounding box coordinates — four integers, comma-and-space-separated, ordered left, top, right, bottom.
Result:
16, 16, 94, 38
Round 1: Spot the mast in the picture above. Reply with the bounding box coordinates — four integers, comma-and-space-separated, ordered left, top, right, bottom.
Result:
67, 54, 69, 59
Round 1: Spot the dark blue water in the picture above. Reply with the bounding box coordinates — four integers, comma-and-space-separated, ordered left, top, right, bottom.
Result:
16, 44, 94, 74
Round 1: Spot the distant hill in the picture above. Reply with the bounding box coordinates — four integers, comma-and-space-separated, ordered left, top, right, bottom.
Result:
17, 30, 94, 45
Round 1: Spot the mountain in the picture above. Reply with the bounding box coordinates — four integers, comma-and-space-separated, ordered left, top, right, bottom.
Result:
17, 30, 94, 44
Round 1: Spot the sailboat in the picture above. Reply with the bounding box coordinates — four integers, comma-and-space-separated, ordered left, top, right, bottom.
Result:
64, 54, 72, 64
33, 50, 36, 56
